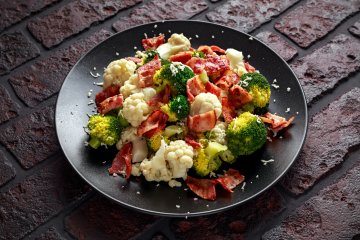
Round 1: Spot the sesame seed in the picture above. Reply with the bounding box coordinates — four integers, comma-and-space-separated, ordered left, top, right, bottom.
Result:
144, 33, 148, 38
249, 36, 254, 40
287, 87, 291, 92
247, 54, 251, 58
271, 84, 280, 89
154, 24, 158, 28
273, 99, 276, 102
136, 191, 140, 195
256, 175, 259, 178
93, 67, 96, 70
206, 204, 209, 207
296, 111, 299, 115
134, 46, 137, 50
115, 52, 119, 56
90, 71, 100, 78
241, 182, 246, 191
211, 35, 215, 38
221, 30, 224, 33
195, 34, 199, 38
193, 198, 198, 201
261, 159, 275, 166
168, 30, 171, 33
285, 107, 290, 113
273, 79, 277, 83
176, 205, 180, 208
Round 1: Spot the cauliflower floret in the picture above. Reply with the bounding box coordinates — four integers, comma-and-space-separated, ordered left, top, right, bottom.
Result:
120, 74, 141, 99
225, 48, 248, 77
190, 92, 222, 119
140, 140, 194, 187
156, 33, 191, 60
131, 163, 142, 176
116, 127, 148, 163
122, 92, 151, 127
141, 87, 156, 101
103, 59, 137, 89
207, 121, 227, 145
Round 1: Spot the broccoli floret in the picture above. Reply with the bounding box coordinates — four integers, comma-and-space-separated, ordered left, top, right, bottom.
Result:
160, 104, 178, 122
146, 130, 163, 151
240, 72, 271, 113
153, 63, 195, 96
192, 142, 227, 177
118, 109, 130, 128
226, 112, 267, 156
169, 95, 190, 120
192, 51, 206, 58
219, 149, 236, 164
142, 50, 159, 64
87, 115, 122, 149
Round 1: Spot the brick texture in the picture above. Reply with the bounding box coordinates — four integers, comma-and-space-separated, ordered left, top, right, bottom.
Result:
27, 0, 140, 48
9, 30, 111, 107
275, 0, 360, 48
35, 227, 65, 240
0, 0, 59, 32
0, 32, 39, 75
0, 155, 90, 240
282, 88, 360, 195
0, 106, 59, 169
113, 0, 208, 32
206, 0, 299, 33
256, 31, 298, 61
172, 189, 284, 239
349, 20, 360, 37
0, 152, 16, 187
263, 159, 360, 240
291, 34, 360, 104
0, 85, 19, 124
65, 195, 157, 240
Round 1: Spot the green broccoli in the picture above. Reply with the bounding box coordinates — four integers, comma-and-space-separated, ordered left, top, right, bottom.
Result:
142, 50, 159, 64
87, 115, 122, 149
153, 63, 195, 96
219, 150, 236, 164
169, 95, 190, 120
240, 72, 271, 114
192, 51, 206, 58
192, 141, 227, 177
118, 109, 130, 128
226, 112, 267, 156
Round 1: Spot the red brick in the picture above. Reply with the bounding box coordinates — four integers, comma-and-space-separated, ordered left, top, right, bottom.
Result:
282, 88, 360, 195
0, 106, 58, 169
0, 152, 16, 187
275, 0, 360, 48
65, 196, 157, 240
349, 20, 360, 38
263, 159, 360, 240
256, 31, 298, 61
0, 0, 59, 32
0, 85, 19, 124
291, 34, 360, 104
0, 32, 39, 75
27, 0, 140, 48
35, 227, 65, 240
113, 0, 208, 32
0, 155, 90, 240
172, 189, 284, 239
9, 30, 111, 107
206, 0, 299, 33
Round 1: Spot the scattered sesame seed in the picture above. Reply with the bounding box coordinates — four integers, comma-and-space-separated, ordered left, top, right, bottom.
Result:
115, 52, 119, 56
261, 159, 275, 166
156, 183, 160, 187
279, 136, 283, 139
249, 36, 254, 40
195, 34, 199, 38
273, 99, 276, 102
241, 182, 246, 191
273, 79, 277, 83
90, 71, 100, 78
193, 198, 198, 201
184, 188, 188, 191
136, 191, 140, 195
206, 204, 209, 207
271, 84, 280, 89
256, 175, 259, 178
154, 24, 158, 28
287, 87, 291, 92
221, 30, 224, 33
87, 100, 94, 105
162, 20, 165, 23
95, 82, 103, 86
296, 111, 299, 115
144, 33, 148, 38
102, 161, 106, 164
189, 37, 192, 40
112, 173, 118, 177
168, 30, 171, 33
134, 46, 137, 50
285, 107, 290, 113
87, 91, 92, 98
176, 204, 180, 208
267, 137, 272, 142
84, 141, 89, 146
93, 67, 97, 71
247, 54, 251, 58
185, 216, 188, 219
211, 35, 215, 39
250, 181, 253, 184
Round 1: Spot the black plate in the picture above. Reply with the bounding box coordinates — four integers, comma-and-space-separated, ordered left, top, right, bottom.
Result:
56, 20, 308, 217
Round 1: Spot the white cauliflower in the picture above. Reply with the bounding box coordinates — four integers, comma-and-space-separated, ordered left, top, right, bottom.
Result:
122, 92, 151, 127
207, 121, 227, 145
120, 74, 141, 99
141, 87, 156, 101
116, 127, 148, 163
131, 163, 142, 176
225, 48, 248, 77
190, 92, 222, 119
140, 140, 194, 187
156, 33, 191, 59
103, 59, 137, 89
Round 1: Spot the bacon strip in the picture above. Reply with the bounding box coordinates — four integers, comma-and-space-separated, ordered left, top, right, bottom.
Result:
210, 45, 226, 55
229, 85, 252, 109
185, 176, 217, 201
169, 51, 193, 64
185, 135, 202, 149
244, 62, 256, 73
147, 84, 171, 108
260, 112, 295, 132
205, 82, 221, 97
142, 35, 165, 50
214, 70, 239, 90
185, 57, 205, 74
221, 96, 237, 123
137, 56, 161, 88
95, 85, 120, 106
215, 169, 245, 192
125, 57, 142, 64
108, 142, 133, 179
98, 94, 123, 115
187, 110, 217, 132
204, 56, 230, 79
137, 110, 168, 138
186, 75, 206, 102
197, 45, 215, 56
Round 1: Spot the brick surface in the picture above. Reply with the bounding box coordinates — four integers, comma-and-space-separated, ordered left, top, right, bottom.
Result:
113, 0, 208, 32
349, 20, 360, 37
263, 159, 360, 240
65, 196, 157, 240
172, 189, 284, 239
0, 152, 16, 187
206, 0, 299, 33
0, 155, 90, 240
0, 0, 59, 32
282, 88, 360, 195
0, 32, 39, 75
291, 34, 360, 104
256, 31, 298, 61
0, 85, 19, 124
9, 30, 111, 107
0, 106, 59, 169
275, 0, 360, 48
27, 0, 140, 48
35, 227, 65, 240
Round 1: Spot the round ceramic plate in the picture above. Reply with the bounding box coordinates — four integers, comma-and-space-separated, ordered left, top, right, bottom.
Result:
56, 20, 308, 217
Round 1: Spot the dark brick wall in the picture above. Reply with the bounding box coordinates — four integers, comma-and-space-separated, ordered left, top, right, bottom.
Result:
0, 0, 359, 239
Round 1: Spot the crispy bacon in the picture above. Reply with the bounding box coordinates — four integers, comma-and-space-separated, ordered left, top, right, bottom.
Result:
147, 84, 171, 108
260, 112, 295, 132
197, 45, 215, 56
95, 85, 120, 106
185, 135, 202, 149
137, 56, 161, 88
187, 110, 217, 132
185, 57, 205, 74
186, 75, 206, 102
204, 56, 230, 79
169, 51, 193, 64
205, 82, 221, 97
142, 35, 165, 50
98, 94, 123, 115
244, 62, 256, 73
210, 45, 226, 55
215, 169, 245, 192
221, 96, 237, 123
185, 176, 217, 201
108, 142, 132, 179
229, 85, 252, 109
125, 57, 142, 64
137, 110, 168, 138
214, 70, 239, 90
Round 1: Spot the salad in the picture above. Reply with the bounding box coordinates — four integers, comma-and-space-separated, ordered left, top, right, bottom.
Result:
86, 33, 294, 200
